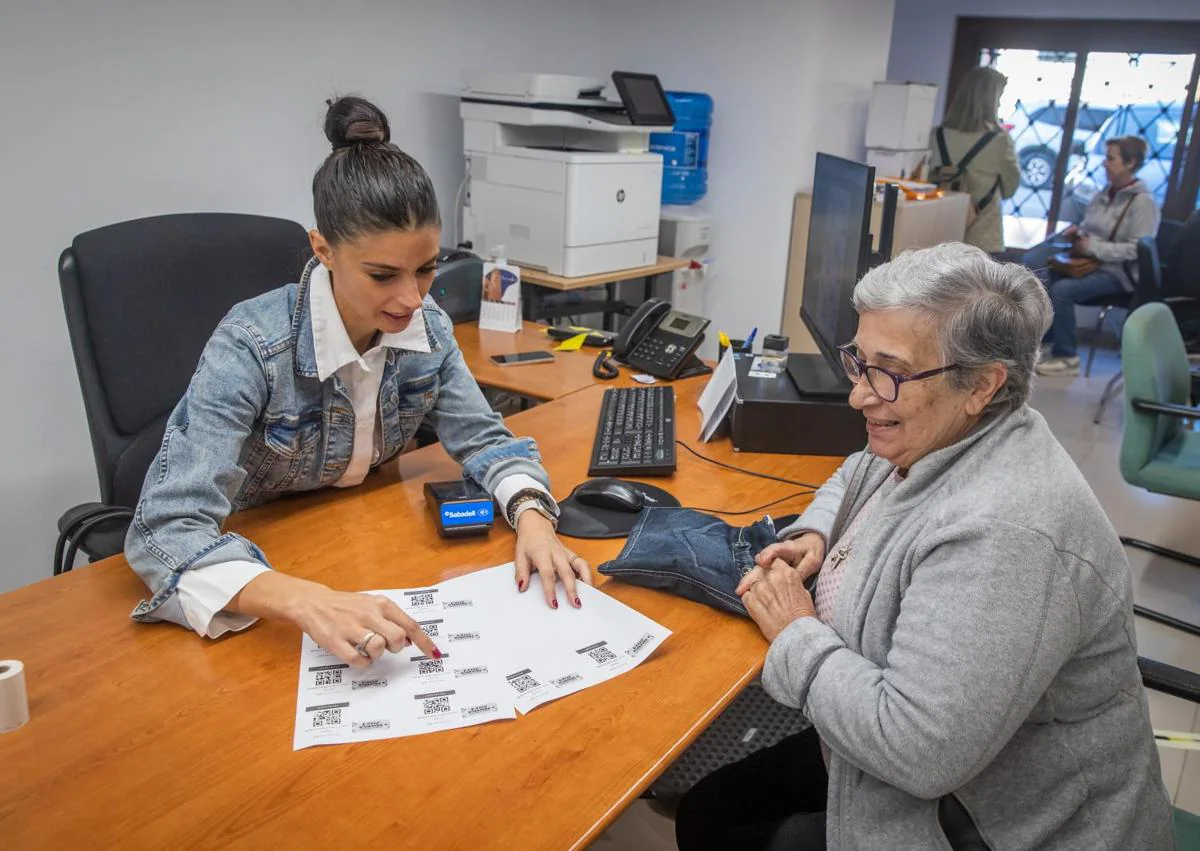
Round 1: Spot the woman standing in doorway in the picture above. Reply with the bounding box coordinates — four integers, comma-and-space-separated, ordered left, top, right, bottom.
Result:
928, 66, 1022, 254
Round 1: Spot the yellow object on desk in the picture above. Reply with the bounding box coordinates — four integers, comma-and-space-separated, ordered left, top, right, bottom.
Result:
554, 333, 589, 352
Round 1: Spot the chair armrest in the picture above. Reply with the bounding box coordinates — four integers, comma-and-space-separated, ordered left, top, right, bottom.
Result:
55, 503, 132, 574
1139, 656, 1200, 703
1130, 398, 1200, 419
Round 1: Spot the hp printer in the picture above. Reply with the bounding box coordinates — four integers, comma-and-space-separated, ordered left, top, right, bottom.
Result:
460, 71, 675, 278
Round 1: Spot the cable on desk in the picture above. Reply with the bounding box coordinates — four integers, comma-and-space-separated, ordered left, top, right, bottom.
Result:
681, 490, 814, 516
674, 440, 824, 490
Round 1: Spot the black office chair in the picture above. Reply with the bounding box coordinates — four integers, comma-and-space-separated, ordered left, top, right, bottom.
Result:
1081, 291, 1134, 378
1079, 221, 1187, 379
1161, 212, 1200, 344
56, 213, 312, 575
1094, 216, 1200, 423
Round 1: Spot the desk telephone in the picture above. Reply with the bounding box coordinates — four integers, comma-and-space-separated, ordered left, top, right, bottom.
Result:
605, 299, 712, 380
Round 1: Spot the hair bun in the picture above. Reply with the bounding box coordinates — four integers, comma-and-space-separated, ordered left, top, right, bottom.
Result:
324, 95, 391, 150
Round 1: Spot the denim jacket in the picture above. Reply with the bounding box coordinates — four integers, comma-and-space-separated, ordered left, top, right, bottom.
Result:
126, 257, 549, 627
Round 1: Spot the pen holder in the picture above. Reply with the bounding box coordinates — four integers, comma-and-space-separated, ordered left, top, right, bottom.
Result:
718, 338, 746, 361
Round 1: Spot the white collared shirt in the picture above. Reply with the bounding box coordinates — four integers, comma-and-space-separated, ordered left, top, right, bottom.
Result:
309, 261, 431, 487
174, 265, 553, 638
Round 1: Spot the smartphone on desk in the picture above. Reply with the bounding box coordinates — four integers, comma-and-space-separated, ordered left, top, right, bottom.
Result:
489, 351, 556, 367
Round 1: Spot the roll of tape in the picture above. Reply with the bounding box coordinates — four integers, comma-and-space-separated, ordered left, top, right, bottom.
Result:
0, 659, 29, 733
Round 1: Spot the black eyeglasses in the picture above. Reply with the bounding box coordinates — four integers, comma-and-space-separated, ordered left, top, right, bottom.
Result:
837, 344, 958, 403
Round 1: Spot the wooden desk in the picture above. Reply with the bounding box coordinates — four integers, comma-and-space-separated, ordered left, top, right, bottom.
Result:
454, 320, 600, 402
0, 381, 841, 851
517, 256, 690, 328
519, 257, 690, 292
455, 321, 688, 402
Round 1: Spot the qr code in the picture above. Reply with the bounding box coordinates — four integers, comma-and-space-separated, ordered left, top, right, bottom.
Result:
312, 708, 342, 727
409, 593, 435, 606
420, 622, 440, 638
418, 659, 445, 676
507, 674, 541, 694
422, 696, 452, 715
588, 646, 618, 664
314, 669, 342, 686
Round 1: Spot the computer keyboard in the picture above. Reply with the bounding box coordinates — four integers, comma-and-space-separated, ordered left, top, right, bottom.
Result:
588, 386, 676, 477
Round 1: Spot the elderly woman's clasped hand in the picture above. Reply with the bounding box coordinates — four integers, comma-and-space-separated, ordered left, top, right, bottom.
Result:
735, 532, 824, 642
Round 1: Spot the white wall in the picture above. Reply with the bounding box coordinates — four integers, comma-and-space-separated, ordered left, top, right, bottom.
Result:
886, 0, 1200, 119
595, 0, 896, 356
0, 0, 604, 593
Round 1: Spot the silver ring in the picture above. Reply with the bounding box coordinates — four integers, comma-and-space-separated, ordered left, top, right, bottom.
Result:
355, 631, 378, 659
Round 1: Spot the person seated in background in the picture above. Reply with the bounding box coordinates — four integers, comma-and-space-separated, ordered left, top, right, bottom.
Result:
674, 244, 1173, 850
927, 66, 1021, 254
1025, 136, 1159, 376
124, 96, 590, 666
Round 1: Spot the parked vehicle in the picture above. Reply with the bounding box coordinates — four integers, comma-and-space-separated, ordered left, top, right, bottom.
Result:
1005, 101, 1115, 189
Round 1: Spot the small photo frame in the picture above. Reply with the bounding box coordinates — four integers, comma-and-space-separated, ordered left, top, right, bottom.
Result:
480, 260, 522, 332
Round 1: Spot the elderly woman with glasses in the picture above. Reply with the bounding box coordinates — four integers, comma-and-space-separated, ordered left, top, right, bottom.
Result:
674, 244, 1173, 851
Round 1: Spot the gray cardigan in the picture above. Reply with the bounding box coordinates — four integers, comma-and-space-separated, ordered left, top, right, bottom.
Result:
1079, 179, 1159, 292
768, 405, 1173, 849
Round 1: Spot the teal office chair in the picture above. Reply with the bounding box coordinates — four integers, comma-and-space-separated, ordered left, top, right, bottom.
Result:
1120, 302, 1200, 638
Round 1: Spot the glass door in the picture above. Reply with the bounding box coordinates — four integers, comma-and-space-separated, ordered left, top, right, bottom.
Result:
980, 48, 1197, 248
981, 48, 1081, 248
950, 18, 1200, 249
1059, 52, 1195, 224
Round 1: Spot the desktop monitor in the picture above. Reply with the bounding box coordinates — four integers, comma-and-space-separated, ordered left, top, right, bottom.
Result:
799, 153, 875, 381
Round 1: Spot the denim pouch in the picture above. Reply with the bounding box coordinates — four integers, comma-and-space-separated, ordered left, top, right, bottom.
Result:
598, 507, 781, 616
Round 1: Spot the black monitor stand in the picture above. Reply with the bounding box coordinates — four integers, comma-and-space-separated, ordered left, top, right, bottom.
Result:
786, 353, 853, 398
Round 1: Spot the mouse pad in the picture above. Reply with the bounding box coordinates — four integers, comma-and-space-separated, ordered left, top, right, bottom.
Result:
556, 481, 680, 539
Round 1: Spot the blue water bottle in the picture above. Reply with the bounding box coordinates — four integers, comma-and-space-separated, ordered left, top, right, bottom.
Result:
650, 91, 713, 206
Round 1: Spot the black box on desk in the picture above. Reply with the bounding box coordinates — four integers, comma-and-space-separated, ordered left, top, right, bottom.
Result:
730, 354, 866, 457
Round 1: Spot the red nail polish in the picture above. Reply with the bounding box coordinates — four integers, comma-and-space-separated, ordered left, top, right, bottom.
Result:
517, 579, 525, 592
551, 598, 559, 609
432, 647, 443, 659
574, 597, 582, 608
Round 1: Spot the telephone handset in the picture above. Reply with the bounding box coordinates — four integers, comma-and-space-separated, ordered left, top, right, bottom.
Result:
612, 298, 711, 380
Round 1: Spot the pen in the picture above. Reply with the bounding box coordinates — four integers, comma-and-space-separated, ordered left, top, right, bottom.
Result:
742, 327, 758, 352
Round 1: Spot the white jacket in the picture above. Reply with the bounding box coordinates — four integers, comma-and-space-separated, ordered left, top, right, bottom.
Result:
1079, 179, 1159, 291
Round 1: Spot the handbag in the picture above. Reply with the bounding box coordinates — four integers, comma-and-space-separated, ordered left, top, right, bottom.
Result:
1048, 253, 1103, 278
1049, 194, 1136, 278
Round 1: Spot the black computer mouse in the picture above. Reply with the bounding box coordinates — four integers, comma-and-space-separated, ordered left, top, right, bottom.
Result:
571, 478, 646, 513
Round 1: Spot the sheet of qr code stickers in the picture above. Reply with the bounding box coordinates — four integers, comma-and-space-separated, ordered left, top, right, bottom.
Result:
293, 563, 671, 749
